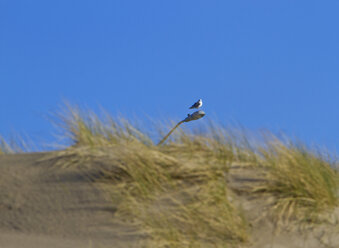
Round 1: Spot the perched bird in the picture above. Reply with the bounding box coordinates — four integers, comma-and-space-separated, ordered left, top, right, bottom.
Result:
189, 99, 203, 109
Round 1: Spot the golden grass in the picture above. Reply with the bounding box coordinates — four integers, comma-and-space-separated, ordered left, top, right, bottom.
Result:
98, 143, 248, 247
0, 136, 12, 154
254, 141, 339, 226
48, 103, 339, 245
0, 136, 29, 154
49, 104, 250, 246
123, 144, 249, 245
52, 102, 152, 147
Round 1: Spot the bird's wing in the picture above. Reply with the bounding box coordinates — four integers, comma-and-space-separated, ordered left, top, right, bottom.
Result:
189, 102, 198, 108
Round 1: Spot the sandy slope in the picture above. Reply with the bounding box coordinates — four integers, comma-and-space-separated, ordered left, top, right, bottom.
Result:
228, 164, 339, 248
0, 153, 338, 248
0, 153, 140, 248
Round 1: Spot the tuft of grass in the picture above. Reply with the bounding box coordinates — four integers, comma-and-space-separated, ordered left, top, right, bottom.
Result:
0, 136, 14, 154
48, 103, 339, 244
48, 104, 250, 246
0, 135, 32, 154
104, 142, 248, 247
52, 102, 153, 147
160, 121, 258, 165
255, 140, 339, 226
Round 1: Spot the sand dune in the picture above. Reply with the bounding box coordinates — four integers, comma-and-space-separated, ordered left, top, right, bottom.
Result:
0, 153, 139, 248
0, 153, 338, 248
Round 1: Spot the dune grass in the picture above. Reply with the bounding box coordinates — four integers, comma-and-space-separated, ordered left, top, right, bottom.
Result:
254, 141, 339, 226
0, 136, 12, 154
0, 135, 31, 154
50, 104, 250, 247
48, 104, 339, 245
52, 103, 152, 147
0, 138, 4, 154
113, 142, 250, 247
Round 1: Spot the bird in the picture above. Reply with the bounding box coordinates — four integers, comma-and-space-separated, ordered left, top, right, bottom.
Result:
189, 99, 203, 109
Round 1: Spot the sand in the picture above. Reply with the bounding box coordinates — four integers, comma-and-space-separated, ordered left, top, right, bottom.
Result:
0, 153, 140, 248
0, 153, 338, 248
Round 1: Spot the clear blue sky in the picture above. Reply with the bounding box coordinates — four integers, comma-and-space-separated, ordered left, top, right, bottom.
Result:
1, 0, 339, 150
